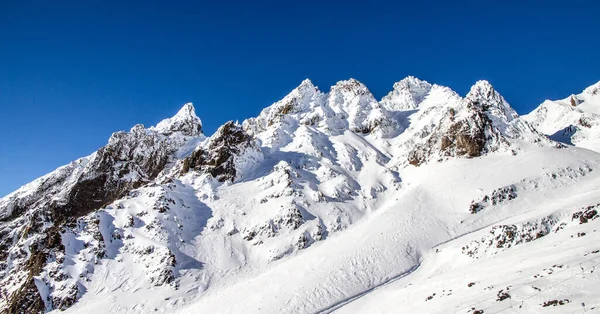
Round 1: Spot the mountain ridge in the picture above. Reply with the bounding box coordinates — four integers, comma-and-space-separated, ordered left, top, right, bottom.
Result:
1, 77, 599, 314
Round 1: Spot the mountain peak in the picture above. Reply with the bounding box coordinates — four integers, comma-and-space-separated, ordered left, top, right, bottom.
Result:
466, 80, 502, 103
175, 102, 197, 119
298, 78, 316, 90
330, 78, 372, 97
381, 76, 432, 111
333, 78, 365, 88
392, 76, 431, 90
289, 78, 319, 97
468, 80, 495, 95
466, 80, 519, 126
152, 102, 203, 136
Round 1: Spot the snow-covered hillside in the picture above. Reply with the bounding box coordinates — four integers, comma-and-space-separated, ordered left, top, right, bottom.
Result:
1, 77, 599, 314
524, 81, 600, 152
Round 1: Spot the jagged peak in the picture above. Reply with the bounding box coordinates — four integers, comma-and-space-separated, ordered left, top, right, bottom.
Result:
278, 79, 319, 100
331, 78, 369, 92
392, 76, 432, 90
174, 102, 199, 120
464, 80, 520, 130
329, 78, 376, 101
298, 78, 316, 90
129, 124, 147, 133
467, 80, 495, 98
333, 77, 362, 86
210, 120, 253, 148
215, 120, 243, 134
466, 80, 512, 111
287, 79, 321, 100
152, 102, 203, 137
381, 76, 434, 111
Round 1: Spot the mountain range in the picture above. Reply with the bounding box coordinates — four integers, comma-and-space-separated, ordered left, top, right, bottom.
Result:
1, 76, 599, 314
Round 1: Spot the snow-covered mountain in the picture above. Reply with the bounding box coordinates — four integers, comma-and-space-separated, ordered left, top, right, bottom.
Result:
1, 77, 600, 314
524, 80, 600, 152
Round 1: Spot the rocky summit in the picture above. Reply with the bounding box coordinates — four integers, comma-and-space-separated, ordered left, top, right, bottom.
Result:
1, 77, 600, 314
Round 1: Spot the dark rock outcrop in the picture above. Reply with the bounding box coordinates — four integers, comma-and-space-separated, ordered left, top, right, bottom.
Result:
180, 121, 260, 182
408, 102, 509, 166
0, 123, 186, 313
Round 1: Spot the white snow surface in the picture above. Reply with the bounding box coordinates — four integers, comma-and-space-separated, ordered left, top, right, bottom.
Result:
524, 80, 600, 152
2, 77, 600, 314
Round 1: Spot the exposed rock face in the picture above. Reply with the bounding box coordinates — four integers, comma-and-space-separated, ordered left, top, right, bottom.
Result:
181, 121, 262, 182
407, 103, 507, 165
570, 95, 578, 107
461, 215, 559, 259
462, 203, 599, 260
65, 125, 174, 216
407, 80, 553, 166
572, 204, 599, 224
0, 77, 577, 313
0, 105, 203, 313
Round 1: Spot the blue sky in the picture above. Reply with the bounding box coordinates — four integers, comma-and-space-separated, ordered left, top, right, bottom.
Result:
1, 0, 599, 197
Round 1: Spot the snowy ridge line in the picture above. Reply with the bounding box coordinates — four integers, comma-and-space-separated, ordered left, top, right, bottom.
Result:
317, 263, 421, 314
3, 78, 600, 313
449, 255, 600, 314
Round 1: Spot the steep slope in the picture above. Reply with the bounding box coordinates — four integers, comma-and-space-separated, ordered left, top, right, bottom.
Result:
380, 76, 432, 111
1, 77, 598, 314
524, 81, 600, 152
172, 147, 600, 314
0, 105, 204, 312
405, 80, 558, 166
337, 192, 600, 314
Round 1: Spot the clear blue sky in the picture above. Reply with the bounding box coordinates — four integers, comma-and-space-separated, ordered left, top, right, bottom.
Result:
1, 1, 599, 197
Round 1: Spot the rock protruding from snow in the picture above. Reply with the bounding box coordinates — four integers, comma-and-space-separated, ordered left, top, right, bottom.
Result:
466, 80, 518, 130
407, 100, 509, 166
181, 121, 262, 182
152, 103, 203, 137
406, 81, 554, 166
3, 77, 599, 314
380, 76, 433, 111
0, 116, 198, 312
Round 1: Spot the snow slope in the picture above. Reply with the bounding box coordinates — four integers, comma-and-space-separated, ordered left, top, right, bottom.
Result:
524, 81, 600, 152
1, 77, 599, 314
